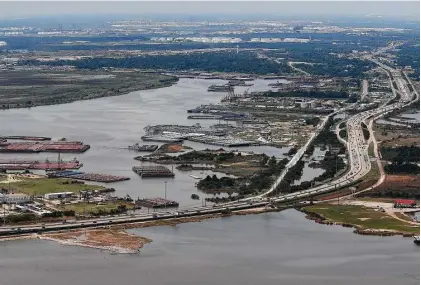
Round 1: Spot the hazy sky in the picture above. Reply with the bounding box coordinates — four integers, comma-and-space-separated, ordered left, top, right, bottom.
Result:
0, 1, 419, 20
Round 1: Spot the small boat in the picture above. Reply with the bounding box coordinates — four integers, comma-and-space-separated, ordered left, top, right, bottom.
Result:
189, 174, 201, 180
414, 236, 420, 245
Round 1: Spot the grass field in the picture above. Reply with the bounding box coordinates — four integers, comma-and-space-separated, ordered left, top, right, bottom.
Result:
304, 204, 419, 234
395, 212, 416, 222
10, 178, 104, 195
59, 201, 133, 215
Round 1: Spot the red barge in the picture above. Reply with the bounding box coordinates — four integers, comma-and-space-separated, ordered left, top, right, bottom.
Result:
0, 159, 82, 170
0, 141, 90, 153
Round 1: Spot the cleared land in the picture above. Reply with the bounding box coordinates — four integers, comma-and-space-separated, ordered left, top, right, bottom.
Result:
43, 229, 151, 254
59, 201, 133, 215
357, 174, 420, 199
374, 124, 419, 147
0, 70, 177, 109
304, 204, 419, 234
8, 178, 104, 195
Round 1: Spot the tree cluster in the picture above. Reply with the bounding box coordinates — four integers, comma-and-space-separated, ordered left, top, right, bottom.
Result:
24, 52, 292, 75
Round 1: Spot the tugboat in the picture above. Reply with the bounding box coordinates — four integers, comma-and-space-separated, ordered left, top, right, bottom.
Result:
414, 236, 420, 245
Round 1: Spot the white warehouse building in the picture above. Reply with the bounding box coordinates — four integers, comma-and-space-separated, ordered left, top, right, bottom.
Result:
44, 192, 73, 200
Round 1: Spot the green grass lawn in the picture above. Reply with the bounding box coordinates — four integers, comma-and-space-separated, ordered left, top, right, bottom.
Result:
59, 201, 133, 215
304, 204, 419, 234
10, 178, 104, 196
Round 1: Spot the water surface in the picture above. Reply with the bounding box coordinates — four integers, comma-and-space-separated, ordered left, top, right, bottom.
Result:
0, 210, 418, 285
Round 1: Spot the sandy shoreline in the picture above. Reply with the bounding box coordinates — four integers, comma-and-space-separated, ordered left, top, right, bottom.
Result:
39, 230, 152, 254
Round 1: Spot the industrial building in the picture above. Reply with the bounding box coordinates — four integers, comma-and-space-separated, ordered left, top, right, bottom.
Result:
44, 192, 73, 200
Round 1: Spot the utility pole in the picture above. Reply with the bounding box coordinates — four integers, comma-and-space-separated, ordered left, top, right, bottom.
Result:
164, 181, 167, 210
58, 151, 60, 170
336, 155, 338, 174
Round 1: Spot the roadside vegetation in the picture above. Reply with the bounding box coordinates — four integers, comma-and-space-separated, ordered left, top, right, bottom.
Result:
380, 145, 420, 175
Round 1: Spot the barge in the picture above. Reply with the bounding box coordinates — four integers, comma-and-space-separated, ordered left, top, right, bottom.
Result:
187, 115, 221, 120
208, 84, 234, 92
0, 141, 90, 153
0, 136, 51, 141
132, 166, 175, 178
47, 171, 130, 183
141, 135, 184, 143
228, 80, 253, 87
135, 197, 179, 208
0, 159, 82, 171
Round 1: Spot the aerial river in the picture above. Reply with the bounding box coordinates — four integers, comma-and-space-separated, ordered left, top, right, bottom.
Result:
0, 78, 419, 284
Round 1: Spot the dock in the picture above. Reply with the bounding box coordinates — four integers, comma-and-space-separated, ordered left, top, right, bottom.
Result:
132, 166, 175, 178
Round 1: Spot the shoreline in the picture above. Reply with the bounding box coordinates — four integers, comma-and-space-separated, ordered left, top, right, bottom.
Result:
0, 74, 178, 111
298, 206, 418, 237
0, 205, 417, 253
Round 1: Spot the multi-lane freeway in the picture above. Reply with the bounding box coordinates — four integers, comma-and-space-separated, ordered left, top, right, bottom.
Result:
0, 48, 418, 236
